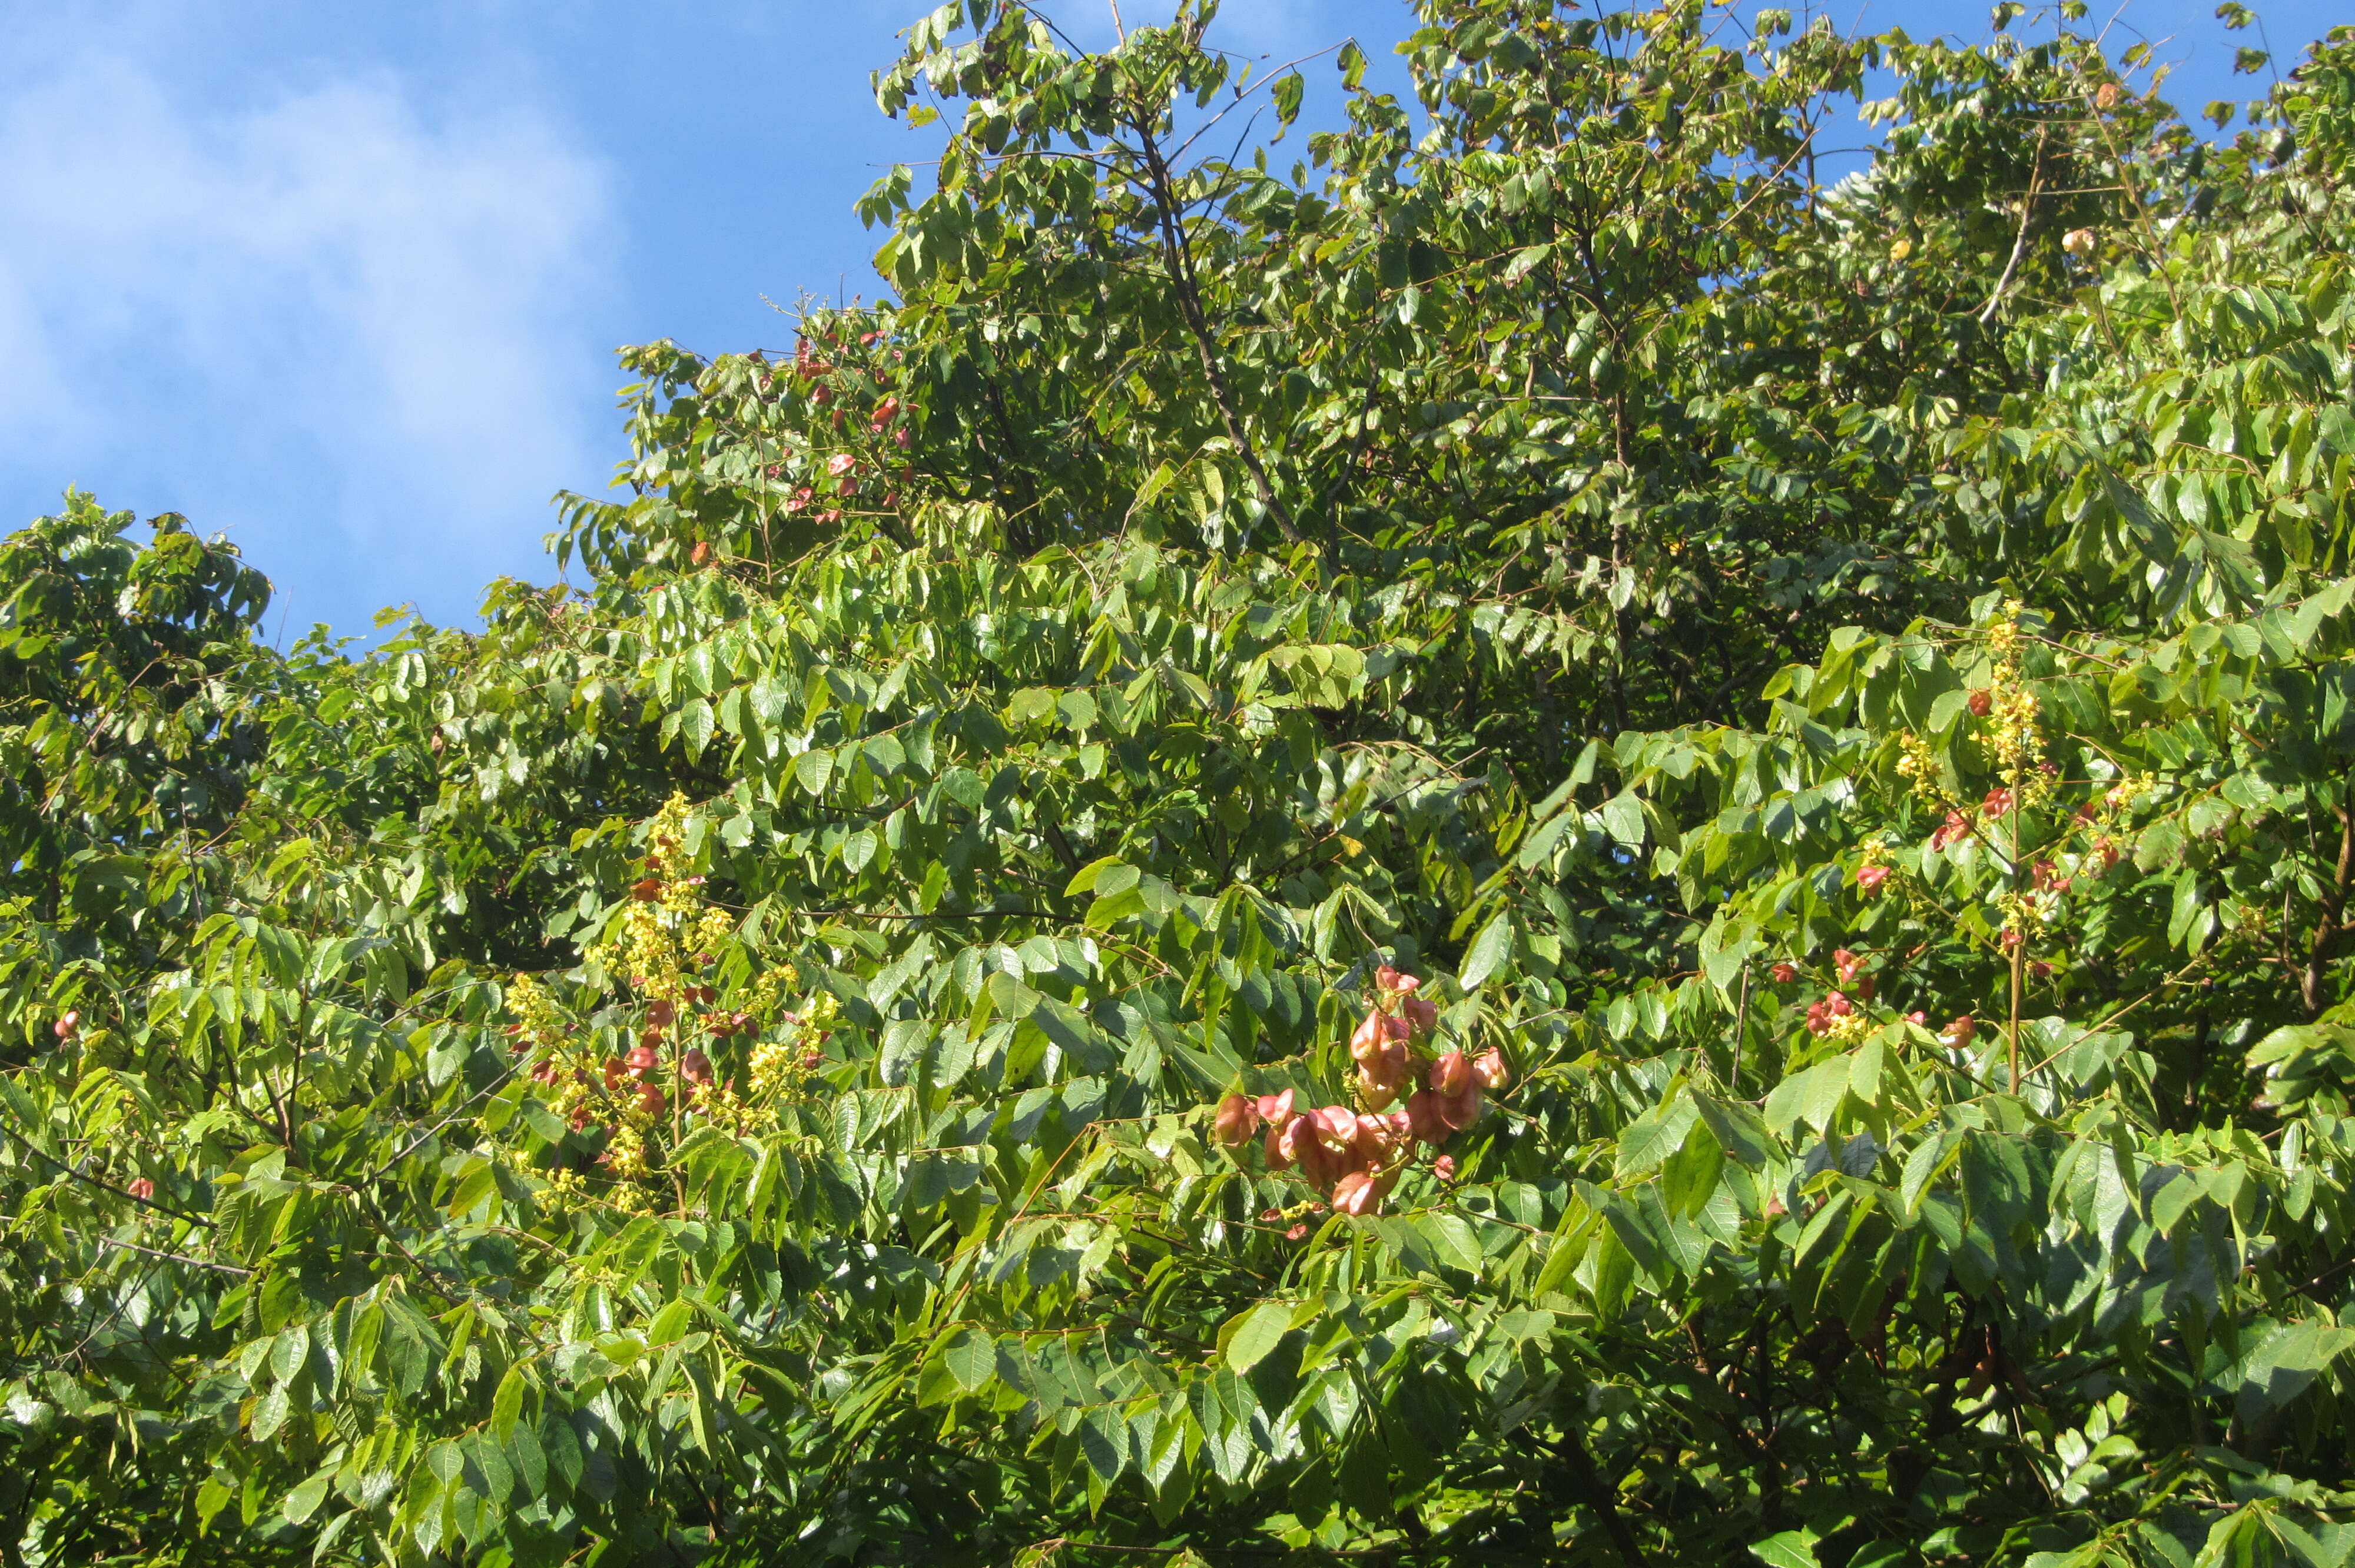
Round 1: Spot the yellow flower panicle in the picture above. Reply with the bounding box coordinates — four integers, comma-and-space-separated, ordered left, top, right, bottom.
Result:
502, 792, 832, 1210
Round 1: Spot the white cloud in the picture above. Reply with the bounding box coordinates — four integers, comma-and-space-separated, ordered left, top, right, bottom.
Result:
0, 48, 616, 633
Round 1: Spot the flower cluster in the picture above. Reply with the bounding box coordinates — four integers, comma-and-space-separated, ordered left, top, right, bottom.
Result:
1895, 729, 1947, 799
506, 794, 812, 1208
1853, 835, 1893, 896
1979, 607, 2049, 798
1210, 967, 1509, 1218
1804, 989, 1865, 1041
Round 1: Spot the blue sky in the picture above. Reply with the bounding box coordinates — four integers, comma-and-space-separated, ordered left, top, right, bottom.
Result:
1, 0, 2336, 640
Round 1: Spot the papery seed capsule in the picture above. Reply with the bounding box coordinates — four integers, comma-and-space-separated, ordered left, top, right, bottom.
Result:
1213, 1092, 1258, 1150
1300, 1135, 1351, 1192
1314, 1104, 1359, 1155
1472, 1047, 1510, 1092
1437, 1081, 1484, 1132
1255, 1089, 1296, 1125
1271, 1113, 1314, 1171
1430, 1051, 1471, 1098
681, 1049, 714, 1087
1405, 1088, 1448, 1144
1332, 1169, 1388, 1216
626, 1044, 659, 1077
1362, 1039, 1410, 1093
1353, 1113, 1398, 1164
647, 999, 675, 1028
127, 1177, 155, 1201
636, 1083, 666, 1117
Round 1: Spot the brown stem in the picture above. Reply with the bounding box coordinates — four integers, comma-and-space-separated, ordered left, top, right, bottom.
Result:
1131, 123, 1301, 545
2300, 786, 2353, 1018
1547, 1424, 1644, 1566
1978, 127, 2049, 325
2009, 802, 2025, 1088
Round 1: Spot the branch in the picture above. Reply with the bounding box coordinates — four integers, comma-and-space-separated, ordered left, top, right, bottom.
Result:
0, 1116, 215, 1229
1132, 120, 1303, 545
1977, 128, 2050, 326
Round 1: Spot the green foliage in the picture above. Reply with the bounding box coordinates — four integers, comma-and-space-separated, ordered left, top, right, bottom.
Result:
6, 6, 2355, 1566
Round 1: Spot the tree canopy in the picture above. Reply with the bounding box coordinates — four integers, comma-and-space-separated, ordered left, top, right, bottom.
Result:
6, 2, 2355, 1564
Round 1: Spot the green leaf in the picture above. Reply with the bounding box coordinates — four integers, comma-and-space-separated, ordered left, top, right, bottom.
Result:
1599, 792, 1646, 848
796, 748, 837, 796
1614, 1092, 1695, 1179
1459, 911, 1514, 990
1223, 1301, 1293, 1375
250, 1384, 291, 1441
1064, 856, 1135, 897
941, 1328, 997, 1393
1419, 1212, 1487, 1276
1661, 1119, 1725, 1219
280, 1471, 331, 1526
1748, 1530, 1821, 1568
1501, 243, 1552, 283
490, 1365, 528, 1443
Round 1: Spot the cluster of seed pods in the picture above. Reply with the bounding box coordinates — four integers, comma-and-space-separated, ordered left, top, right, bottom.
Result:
1212, 967, 1508, 1217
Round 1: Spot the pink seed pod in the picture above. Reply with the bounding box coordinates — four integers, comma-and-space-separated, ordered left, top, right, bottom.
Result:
1430, 1051, 1472, 1098
1299, 1135, 1352, 1193
1271, 1112, 1315, 1172
1350, 1007, 1409, 1061
1332, 1169, 1389, 1216
1314, 1104, 1360, 1155
1213, 1092, 1258, 1150
1472, 1047, 1511, 1092
1437, 1081, 1484, 1132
